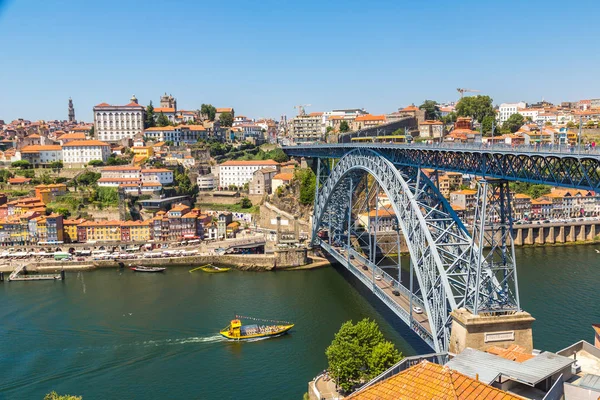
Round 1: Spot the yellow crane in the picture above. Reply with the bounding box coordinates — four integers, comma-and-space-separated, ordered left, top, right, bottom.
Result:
456, 88, 480, 99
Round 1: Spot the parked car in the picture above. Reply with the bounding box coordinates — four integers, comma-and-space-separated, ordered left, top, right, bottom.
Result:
375, 275, 382, 281
392, 289, 400, 296
412, 306, 423, 314
362, 265, 368, 271
349, 254, 355, 260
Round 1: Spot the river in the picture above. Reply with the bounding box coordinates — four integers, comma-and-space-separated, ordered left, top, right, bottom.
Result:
0, 246, 599, 399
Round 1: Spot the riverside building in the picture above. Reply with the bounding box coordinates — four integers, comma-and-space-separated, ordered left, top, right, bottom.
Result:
93, 95, 145, 142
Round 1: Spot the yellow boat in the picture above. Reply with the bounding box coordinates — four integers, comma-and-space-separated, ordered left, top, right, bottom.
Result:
195, 264, 231, 273
220, 318, 294, 340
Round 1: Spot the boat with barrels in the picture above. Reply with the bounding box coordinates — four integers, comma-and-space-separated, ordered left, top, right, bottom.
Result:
220, 316, 294, 340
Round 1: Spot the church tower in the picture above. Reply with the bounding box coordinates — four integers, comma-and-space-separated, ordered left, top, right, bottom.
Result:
68, 97, 76, 122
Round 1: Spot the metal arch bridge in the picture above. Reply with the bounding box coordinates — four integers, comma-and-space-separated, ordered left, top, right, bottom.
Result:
279, 143, 600, 353
284, 143, 600, 191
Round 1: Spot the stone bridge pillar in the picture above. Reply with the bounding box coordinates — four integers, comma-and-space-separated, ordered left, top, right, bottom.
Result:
449, 308, 535, 354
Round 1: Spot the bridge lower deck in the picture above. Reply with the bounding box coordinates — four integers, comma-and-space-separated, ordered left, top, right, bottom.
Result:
320, 241, 433, 346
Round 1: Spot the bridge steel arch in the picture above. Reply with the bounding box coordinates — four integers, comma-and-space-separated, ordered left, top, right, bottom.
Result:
313, 149, 480, 353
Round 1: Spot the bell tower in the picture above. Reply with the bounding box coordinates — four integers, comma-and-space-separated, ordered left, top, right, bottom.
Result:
68, 97, 75, 122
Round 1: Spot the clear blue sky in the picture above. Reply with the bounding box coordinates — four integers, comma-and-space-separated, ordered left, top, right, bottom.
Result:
1, 0, 599, 123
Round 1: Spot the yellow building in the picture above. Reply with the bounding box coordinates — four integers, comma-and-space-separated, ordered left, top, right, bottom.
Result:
132, 146, 154, 159
78, 220, 122, 242
63, 218, 87, 243
121, 220, 151, 242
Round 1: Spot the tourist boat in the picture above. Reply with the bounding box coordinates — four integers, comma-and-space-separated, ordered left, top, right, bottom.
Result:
130, 266, 166, 273
199, 264, 230, 273
220, 317, 294, 340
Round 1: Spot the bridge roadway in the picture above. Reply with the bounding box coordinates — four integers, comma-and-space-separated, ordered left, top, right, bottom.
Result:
283, 143, 600, 191
319, 240, 434, 348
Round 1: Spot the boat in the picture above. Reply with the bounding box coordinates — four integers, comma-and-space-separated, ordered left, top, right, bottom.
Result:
130, 266, 166, 273
220, 317, 294, 340
199, 264, 230, 273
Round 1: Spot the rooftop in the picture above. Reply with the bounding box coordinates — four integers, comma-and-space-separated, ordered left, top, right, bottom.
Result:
220, 160, 279, 167
347, 360, 524, 400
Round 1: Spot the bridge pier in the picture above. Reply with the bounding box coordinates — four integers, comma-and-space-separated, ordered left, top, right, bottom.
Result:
547, 226, 555, 244
557, 226, 566, 243
525, 228, 534, 245
449, 308, 535, 355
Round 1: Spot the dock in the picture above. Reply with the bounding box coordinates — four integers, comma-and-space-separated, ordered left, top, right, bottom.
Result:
7, 264, 64, 282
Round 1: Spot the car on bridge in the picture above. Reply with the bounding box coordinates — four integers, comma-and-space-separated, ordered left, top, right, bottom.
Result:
413, 306, 423, 314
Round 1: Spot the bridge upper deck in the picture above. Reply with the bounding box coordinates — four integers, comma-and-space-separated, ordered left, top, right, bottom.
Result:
283, 143, 600, 191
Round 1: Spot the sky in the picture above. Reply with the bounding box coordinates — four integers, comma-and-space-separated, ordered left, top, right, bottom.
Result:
0, 0, 599, 123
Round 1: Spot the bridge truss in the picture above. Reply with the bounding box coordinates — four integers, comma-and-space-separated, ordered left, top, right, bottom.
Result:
310, 149, 520, 352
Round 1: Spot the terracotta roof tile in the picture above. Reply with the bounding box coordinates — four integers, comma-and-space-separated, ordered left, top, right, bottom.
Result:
62, 140, 109, 147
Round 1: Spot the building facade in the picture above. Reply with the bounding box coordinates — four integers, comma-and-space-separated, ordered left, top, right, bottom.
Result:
62, 140, 111, 166
218, 160, 279, 188
94, 95, 145, 142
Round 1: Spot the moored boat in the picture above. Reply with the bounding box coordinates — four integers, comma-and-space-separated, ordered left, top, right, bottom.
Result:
130, 266, 166, 273
200, 264, 230, 273
220, 317, 294, 340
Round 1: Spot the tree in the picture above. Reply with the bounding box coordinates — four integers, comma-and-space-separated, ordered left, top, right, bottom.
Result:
566, 121, 576, 128
503, 113, 525, 133
544, 121, 553, 126
586, 120, 596, 128
326, 319, 402, 392
294, 168, 316, 205
200, 104, 217, 121
12, 160, 32, 169
76, 170, 101, 186
326, 126, 334, 135
481, 115, 496, 136
87, 160, 104, 167
49, 161, 63, 173
419, 100, 441, 120
145, 101, 156, 129
0, 169, 14, 183
44, 392, 82, 400
455, 95, 495, 123
156, 112, 170, 127
219, 112, 234, 127
339, 121, 350, 133
442, 112, 457, 125
89, 126, 94, 138
239, 197, 252, 208
52, 207, 71, 218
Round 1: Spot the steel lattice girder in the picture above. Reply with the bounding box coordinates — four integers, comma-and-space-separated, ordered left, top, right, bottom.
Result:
284, 144, 600, 191
312, 149, 481, 353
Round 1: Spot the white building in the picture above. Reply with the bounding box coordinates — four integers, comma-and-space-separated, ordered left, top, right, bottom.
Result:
62, 140, 111, 166
143, 125, 207, 146
517, 108, 541, 122
94, 95, 145, 142
141, 168, 173, 185
97, 177, 141, 187
100, 166, 141, 179
197, 174, 216, 190
218, 160, 280, 188
498, 102, 527, 123
18, 145, 63, 166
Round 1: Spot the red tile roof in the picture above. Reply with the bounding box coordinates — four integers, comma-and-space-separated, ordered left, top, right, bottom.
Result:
62, 140, 109, 147
20, 145, 62, 152
347, 360, 525, 400
8, 177, 32, 184
220, 160, 279, 167
355, 114, 386, 122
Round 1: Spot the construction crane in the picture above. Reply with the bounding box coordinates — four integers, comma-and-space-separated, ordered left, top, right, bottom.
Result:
294, 104, 311, 116
457, 88, 480, 99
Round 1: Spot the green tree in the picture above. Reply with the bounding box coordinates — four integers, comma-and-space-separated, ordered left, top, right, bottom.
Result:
455, 95, 495, 123
12, 160, 32, 169
0, 169, 14, 183
239, 197, 252, 208
76, 170, 101, 186
44, 391, 82, 400
326, 126, 334, 135
52, 207, 71, 218
145, 101, 156, 129
481, 115, 496, 135
15, 169, 35, 178
586, 120, 596, 128
164, 140, 174, 147
419, 100, 441, 120
442, 112, 457, 125
566, 121, 576, 128
89, 126, 94, 138
265, 148, 289, 163
294, 168, 316, 205
156, 112, 170, 127
49, 160, 63, 173
87, 160, 104, 167
326, 319, 402, 392
544, 121, 553, 126
503, 113, 525, 133
92, 187, 119, 206
200, 104, 217, 121
219, 112, 234, 127
339, 121, 350, 133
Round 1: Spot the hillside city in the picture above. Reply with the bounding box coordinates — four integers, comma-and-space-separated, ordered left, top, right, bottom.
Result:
1, 94, 600, 247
